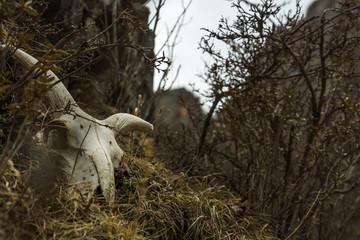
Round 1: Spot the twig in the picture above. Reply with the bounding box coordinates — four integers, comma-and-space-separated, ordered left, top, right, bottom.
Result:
284, 189, 321, 240
71, 125, 91, 178
195, 94, 221, 156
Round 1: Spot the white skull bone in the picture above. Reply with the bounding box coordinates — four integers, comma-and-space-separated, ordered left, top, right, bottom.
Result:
1, 45, 153, 202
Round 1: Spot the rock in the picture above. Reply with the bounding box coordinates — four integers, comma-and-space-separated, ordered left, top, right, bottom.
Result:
306, 0, 336, 17
152, 88, 203, 131
41, 0, 155, 115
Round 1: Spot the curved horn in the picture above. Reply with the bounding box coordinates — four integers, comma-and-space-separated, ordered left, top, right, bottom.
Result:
103, 113, 153, 136
0, 44, 77, 111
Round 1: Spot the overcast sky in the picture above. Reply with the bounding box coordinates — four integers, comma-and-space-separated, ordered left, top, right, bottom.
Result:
146, 0, 315, 99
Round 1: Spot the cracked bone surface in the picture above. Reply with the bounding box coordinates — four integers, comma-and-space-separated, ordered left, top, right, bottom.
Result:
1, 45, 153, 202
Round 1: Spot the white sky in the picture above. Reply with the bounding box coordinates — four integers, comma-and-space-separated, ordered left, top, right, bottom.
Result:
147, 0, 315, 99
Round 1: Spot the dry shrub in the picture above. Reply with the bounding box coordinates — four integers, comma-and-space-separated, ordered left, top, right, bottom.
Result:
155, 0, 360, 239
0, 1, 276, 239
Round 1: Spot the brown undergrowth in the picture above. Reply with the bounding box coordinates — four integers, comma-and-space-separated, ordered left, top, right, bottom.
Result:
0, 134, 276, 239
0, 1, 276, 239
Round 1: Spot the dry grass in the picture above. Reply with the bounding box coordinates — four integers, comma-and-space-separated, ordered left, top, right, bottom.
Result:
0, 135, 277, 240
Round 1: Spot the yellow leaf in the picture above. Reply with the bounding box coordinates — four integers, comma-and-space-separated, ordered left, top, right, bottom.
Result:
25, 33, 35, 41
47, 43, 55, 50
27, 9, 39, 16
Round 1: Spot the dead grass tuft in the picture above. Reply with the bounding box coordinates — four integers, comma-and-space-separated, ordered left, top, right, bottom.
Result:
0, 142, 277, 239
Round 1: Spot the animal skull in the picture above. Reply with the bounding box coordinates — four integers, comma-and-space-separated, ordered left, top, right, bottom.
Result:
2, 45, 153, 202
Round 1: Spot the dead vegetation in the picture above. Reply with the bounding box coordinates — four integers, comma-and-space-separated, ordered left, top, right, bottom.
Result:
0, 136, 275, 239
0, 1, 276, 239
